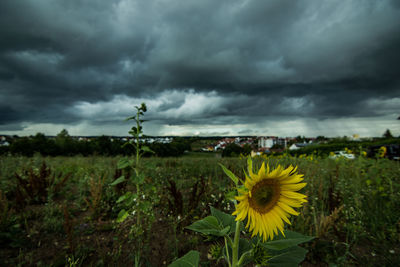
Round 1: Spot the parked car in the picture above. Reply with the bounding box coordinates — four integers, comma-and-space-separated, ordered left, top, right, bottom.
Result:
329, 151, 355, 160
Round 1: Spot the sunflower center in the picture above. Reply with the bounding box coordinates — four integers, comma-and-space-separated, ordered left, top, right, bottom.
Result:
248, 179, 280, 214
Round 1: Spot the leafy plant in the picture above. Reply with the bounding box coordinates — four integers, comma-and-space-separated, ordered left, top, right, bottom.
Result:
171, 158, 314, 266
84, 175, 107, 220
63, 205, 75, 253
0, 190, 12, 231
111, 103, 157, 265
14, 161, 71, 208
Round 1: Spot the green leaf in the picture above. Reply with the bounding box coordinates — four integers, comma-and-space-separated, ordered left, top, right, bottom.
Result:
210, 207, 243, 235
110, 175, 125, 186
121, 142, 134, 148
238, 238, 252, 264
186, 216, 230, 236
125, 116, 136, 121
224, 238, 253, 265
116, 209, 129, 223
117, 158, 133, 169
261, 231, 314, 251
219, 163, 239, 185
168, 250, 199, 267
267, 246, 308, 267
141, 145, 155, 154
247, 156, 253, 175
225, 190, 237, 202
132, 173, 145, 184
116, 191, 132, 203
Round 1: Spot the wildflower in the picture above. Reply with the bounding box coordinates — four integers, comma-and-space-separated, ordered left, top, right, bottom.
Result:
233, 161, 307, 241
379, 146, 387, 158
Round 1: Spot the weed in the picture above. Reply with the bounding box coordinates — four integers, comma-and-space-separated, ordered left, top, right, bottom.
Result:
14, 161, 71, 208
63, 205, 75, 253
0, 190, 13, 230
84, 175, 106, 220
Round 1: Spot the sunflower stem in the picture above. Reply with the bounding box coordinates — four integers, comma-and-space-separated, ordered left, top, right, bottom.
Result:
231, 220, 241, 267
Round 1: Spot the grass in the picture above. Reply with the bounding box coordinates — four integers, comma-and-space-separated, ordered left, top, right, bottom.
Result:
0, 154, 399, 266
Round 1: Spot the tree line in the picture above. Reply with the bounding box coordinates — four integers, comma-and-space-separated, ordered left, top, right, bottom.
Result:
0, 130, 192, 157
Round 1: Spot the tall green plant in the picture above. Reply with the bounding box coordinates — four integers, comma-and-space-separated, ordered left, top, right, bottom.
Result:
111, 103, 156, 266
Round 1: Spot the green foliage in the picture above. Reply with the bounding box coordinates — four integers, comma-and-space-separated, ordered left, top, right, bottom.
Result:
187, 207, 314, 266
0, 190, 14, 232
186, 216, 230, 237
266, 245, 308, 267
84, 175, 107, 220
218, 163, 239, 185
168, 250, 200, 267
289, 137, 400, 157
260, 231, 315, 250
0, 154, 399, 266
222, 143, 246, 157
14, 161, 71, 207
383, 129, 393, 138
2, 129, 190, 157
210, 206, 242, 235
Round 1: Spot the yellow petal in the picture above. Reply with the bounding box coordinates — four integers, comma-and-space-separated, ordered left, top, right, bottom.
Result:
260, 214, 268, 241
280, 165, 294, 177
280, 175, 304, 184
280, 195, 305, 207
281, 183, 307, 191
235, 195, 248, 201
245, 178, 256, 190
258, 162, 266, 176
281, 191, 308, 201
278, 201, 299, 216
274, 206, 291, 225
270, 210, 284, 233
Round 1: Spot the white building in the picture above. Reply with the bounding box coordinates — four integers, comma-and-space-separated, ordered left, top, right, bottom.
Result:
258, 137, 287, 149
258, 137, 274, 149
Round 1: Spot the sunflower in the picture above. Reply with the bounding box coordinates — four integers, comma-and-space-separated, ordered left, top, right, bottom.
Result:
232, 160, 307, 241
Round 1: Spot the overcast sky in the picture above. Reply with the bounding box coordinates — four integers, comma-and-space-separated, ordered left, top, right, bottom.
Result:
1, 0, 399, 137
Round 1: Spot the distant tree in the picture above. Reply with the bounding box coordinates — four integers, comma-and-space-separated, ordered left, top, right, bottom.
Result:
242, 144, 252, 155
222, 143, 243, 157
94, 136, 113, 155
57, 129, 70, 139
295, 135, 306, 143
383, 129, 393, 139
55, 129, 75, 155
31, 133, 56, 156
9, 137, 33, 156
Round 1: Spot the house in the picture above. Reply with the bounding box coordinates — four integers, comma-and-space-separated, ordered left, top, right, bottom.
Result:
289, 143, 310, 151
258, 137, 274, 149
258, 136, 287, 149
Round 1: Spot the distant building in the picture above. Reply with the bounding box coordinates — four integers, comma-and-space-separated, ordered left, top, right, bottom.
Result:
258, 137, 274, 148
289, 143, 310, 151
258, 136, 287, 149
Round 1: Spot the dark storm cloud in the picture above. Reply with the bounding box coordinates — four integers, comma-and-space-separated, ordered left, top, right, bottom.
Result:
0, 0, 399, 132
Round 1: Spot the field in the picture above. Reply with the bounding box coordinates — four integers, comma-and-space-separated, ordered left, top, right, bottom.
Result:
0, 154, 399, 266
